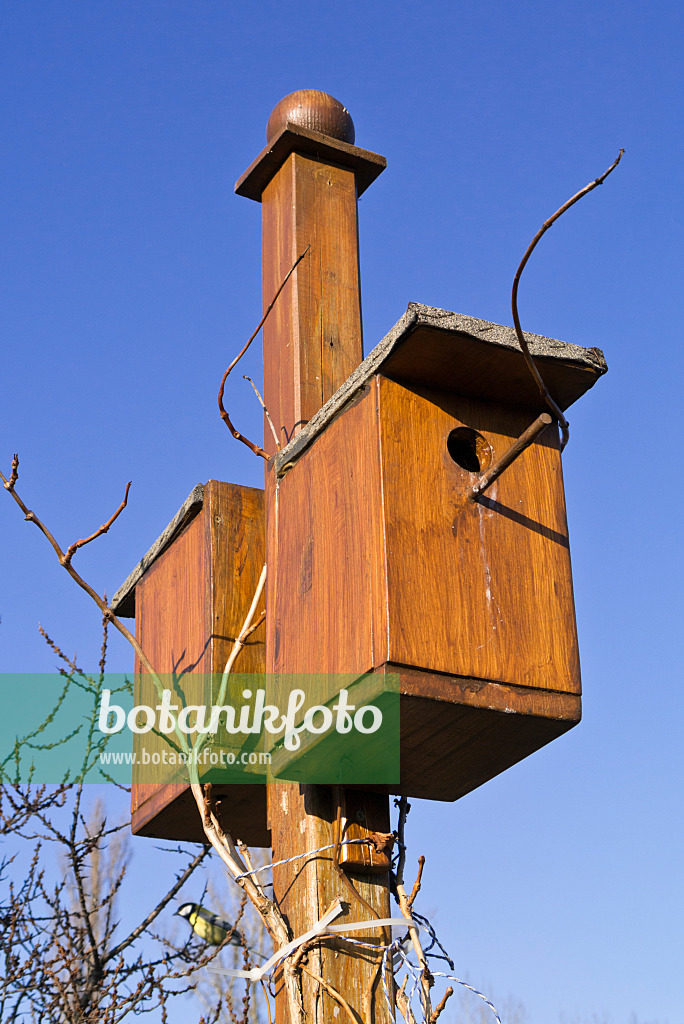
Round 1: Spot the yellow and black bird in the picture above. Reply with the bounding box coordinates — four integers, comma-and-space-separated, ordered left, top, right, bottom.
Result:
176, 902, 265, 958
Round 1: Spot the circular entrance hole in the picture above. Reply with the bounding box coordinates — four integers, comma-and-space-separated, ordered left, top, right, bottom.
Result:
447, 427, 492, 473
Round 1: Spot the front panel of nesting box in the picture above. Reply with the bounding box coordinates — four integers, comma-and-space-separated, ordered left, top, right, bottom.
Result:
267, 305, 606, 800
111, 480, 268, 846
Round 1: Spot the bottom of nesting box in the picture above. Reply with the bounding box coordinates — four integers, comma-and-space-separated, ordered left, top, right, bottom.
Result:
129, 665, 579, 845
269, 663, 580, 802
131, 783, 271, 847
392, 663, 580, 801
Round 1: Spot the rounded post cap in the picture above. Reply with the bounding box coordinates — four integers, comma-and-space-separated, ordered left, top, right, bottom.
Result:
267, 90, 355, 145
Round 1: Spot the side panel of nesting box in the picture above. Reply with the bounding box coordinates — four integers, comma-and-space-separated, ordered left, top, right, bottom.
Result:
268, 373, 580, 800
130, 481, 269, 846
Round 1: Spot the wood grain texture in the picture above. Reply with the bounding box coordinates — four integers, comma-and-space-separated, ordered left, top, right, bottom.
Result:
337, 789, 393, 874
395, 694, 574, 801
269, 372, 581, 799
378, 375, 580, 693
261, 141, 392, 1023
261, 153, 364, 452
266, 446, 393, 1020
391, 664, 578, 800
268, 386, 379, 676
266, 92, 355, 144
268, 784, 392, 1023
131, 481, 269, 847
235, 122, 386, 201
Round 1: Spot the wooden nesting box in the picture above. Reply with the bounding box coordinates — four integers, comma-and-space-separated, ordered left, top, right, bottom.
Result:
112, 305, 606, 837
110, 480, 269, 846
265, 303, 607, 800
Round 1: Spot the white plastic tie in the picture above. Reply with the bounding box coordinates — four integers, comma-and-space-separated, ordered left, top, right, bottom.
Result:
326, 917, 415, 935
209, 901, 347, 981
208, 914, 416, 983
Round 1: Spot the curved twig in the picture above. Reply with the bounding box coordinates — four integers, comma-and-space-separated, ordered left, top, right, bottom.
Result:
511, 149, 624, 451
299, 964, 360, 1024
63, 482, 132, 565
214, 564, 267, 713
243, 376, 280, 452
218, 246, 310, 460
259, 980, 273, 1024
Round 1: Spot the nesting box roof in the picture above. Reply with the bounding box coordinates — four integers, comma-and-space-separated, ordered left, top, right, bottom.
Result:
111, 303, 606, 615
272, 302, 607, 475
111, 484, 204, 617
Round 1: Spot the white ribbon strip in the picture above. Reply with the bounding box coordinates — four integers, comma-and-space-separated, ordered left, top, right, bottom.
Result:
210, 901, 346, 982
208, 913, 417, 983
326, 917, 415, 935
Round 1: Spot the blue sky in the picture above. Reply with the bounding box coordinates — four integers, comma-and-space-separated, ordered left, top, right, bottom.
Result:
1, 1, 682, 1021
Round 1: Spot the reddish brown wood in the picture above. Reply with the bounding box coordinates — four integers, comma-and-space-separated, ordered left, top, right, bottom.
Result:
118, 81, 599, 1023
266, 89, 355, 144
268, 785, 392, 1023
268, 372, 581, 798
337, 790, 393, 874
255, 94, 392, 1024
379, 377, 579, 692
235, 122, 386, 202
265, 388, 380, 676
131, 481, 268, 847
395, 670, 578, 801
261, 152, 365, 451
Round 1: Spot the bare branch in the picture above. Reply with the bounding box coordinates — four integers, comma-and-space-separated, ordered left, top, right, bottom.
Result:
430, 986, 454, 1023
212, 564, 267, 714
300, 964, 360, 1024
395, 796, 410, 886
408, 855, 425, 909
2, 470, 293, 1019
392, 799, 433, 1020
3, 452, 19, 490
511, 149, 624, 450
98, 605, 109, 680
218, 246, 310, 460
240, 609, 266, 641
62, 481, 131, 565
1, 462, 172, 685
38, 624, 85, 678
395, 977, 418, 1024
0, 786, 224, 1023
243, 375, 280, 451
106, 846, 210, 964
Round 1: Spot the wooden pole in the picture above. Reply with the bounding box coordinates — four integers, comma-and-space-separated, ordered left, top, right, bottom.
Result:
237, 90, 392, 1023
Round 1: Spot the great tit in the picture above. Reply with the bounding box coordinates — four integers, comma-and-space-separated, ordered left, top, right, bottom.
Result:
176, 902, 264, 957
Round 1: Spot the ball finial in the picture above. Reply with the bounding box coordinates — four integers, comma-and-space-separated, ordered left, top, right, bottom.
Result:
267, 90, 355, 145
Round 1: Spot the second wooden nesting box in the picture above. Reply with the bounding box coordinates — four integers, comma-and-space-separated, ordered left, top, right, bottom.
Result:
111, 480, 269, 846
265, 303, 607, 799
